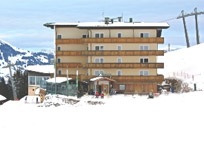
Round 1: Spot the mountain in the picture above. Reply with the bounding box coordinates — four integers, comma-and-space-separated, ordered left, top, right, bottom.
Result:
158, 43, 204, 90
0, 40, 54, 78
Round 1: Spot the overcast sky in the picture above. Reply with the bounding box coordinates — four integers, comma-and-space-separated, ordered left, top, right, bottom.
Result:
0, 0, 203, 52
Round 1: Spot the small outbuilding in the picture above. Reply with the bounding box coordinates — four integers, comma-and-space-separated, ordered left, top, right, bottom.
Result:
89, 77, 116, 95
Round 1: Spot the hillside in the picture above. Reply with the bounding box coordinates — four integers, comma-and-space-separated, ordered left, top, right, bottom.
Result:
0, 40, 53, 78
158, 43, 204, 90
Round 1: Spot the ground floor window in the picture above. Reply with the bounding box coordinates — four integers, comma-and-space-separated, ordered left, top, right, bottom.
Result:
119, 84, 126, 90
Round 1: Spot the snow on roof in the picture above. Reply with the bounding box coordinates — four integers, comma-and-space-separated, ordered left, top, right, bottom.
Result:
46, 77, 72, 83
0, 95, 6, 101
25, 65, 54, 74
90, 77, 103, 81
45, 22, 169, 29
90, 77, 116, 82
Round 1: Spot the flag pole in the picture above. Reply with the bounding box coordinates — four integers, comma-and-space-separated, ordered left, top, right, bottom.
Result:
54, 25, 57, 95
76, 66, 78, 97
66, 66, 69, 96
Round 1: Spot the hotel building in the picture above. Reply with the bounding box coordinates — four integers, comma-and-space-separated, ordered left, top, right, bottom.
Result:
44, 18, 169, 94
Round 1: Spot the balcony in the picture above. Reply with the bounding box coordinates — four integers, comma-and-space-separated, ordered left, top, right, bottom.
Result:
56, 63, 82, 68
55, 74, 164, 83
111, 75, 164, 83
56, 37, 164, 44
56, 50, 164, 56
82, 50, 164, 56
83, 63, 164, 69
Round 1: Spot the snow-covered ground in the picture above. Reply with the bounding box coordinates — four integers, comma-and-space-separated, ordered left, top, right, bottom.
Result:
0, 92, 204, 153
158, 43, 204, 90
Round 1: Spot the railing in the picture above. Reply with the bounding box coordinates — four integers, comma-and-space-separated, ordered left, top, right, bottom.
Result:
56, 50, 164, 56
56, 74, 164, 83
83, 63, 164, 68
56, 37, 164, 44
56, 63, 82, 68
111, 75, 164, 83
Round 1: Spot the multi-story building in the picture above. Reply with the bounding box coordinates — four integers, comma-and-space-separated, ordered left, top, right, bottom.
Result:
44, 18, 169, 94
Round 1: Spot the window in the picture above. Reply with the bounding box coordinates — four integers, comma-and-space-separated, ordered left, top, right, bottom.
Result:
117, 70, 122, 76
139, 70, 149, 76
95, 58, 104, 63
94, 70, 104, 76
118, 33, 122, 38
140, 45, 149, 50
57, 46, 61, 51
36, 77, 42, 85
117, 58, 122, 63
140, 58, 148, 63
140, 33, 149, 38
28, 76, 49, 88
119, 85, 125, 90
29, 76, 35, 85
95, 33, 104, 38
58, 70, 62, 75
95, 46, 104, 51
57, 35, 62, 39
117, 45, 122, 50
82, 34, 87, 38
57, 58, 61, 63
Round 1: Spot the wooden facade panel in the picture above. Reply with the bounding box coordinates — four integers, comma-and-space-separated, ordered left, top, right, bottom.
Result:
57, 63, 82, 68
111, 75, 164, 83
83, 63, 164, 68
56, 50, 164, 56
56, 37, 164, 44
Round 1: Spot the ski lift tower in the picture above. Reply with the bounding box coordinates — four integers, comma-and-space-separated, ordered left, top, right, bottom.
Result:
2, 62, 17, 100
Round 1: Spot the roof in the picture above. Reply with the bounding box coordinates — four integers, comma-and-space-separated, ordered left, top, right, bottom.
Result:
46, 77, 72, 83
44, 22, 170, 29
25, 65, 54, 74
90, 77, 116, 82
0, 95, 6, 101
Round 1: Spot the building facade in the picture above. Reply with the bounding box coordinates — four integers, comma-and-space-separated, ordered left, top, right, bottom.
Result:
44, 18, 169, 94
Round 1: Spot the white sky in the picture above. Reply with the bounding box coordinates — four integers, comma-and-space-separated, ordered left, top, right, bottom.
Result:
0, 0, 203, 51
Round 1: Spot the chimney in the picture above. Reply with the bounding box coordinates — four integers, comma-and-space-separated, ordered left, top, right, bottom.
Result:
118, 17, 122, 22
105, 17, 110, 24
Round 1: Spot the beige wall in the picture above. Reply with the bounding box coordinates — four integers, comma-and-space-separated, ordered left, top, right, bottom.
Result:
57, 56, 87, 64
90, 43, 158, 50
90, 29, 157, 38
56, 27, 88, 38
57, 68, 87, 75
91, 56, 157, 63
91, 69, 157, 76
57, 44, 87, 51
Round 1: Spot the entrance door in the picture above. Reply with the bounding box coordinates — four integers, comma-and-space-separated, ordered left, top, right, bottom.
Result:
102, 84, 109, 94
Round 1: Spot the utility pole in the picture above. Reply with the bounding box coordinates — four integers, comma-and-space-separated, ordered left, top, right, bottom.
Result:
177, 8, 204, 47
2, 63, 17, 100
194, 8, 200, 44
177, 10, 190, 48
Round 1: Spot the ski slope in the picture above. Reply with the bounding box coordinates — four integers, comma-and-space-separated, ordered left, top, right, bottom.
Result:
158, 43, 204, 90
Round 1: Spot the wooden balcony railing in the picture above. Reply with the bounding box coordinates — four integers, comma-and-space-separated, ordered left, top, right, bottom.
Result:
56, 37, 164, 44
56, 63, 82, 68
111, 75, 164, 83
83, 63, 164, 69
56, 50, 164, 56
56, 74, 164, 83
81, 50, 164, 56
